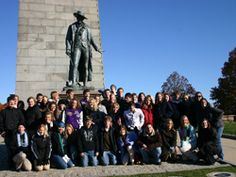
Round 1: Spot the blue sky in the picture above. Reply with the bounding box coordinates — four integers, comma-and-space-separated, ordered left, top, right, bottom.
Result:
1, 0, 236, 103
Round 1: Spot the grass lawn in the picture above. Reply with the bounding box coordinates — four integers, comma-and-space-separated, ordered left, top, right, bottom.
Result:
112, 166, 236, 177
224, 121, 236, 135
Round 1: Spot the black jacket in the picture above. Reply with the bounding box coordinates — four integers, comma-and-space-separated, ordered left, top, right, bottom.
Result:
31, 133, 51, 165
160, 128, 177, 149
78, 125, 99, 153
25, 105, 42, 133
137, 130, 162, 149
99, 127, 117, 155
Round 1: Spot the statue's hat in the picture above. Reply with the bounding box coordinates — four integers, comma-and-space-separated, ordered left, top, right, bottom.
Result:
73, 11, 87, 19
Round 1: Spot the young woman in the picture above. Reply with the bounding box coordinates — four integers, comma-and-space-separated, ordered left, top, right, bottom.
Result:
31, 124, 51, 171
160, 119, 177, 162
117, 126, 137, 165
41, 111, 57, 136
141, 95, 154, 128
65, 99, 83, 130
51, 122, 74, 169
25, 96, 42, 137
65, 124, 78, 164
197, 119, 218, 165
178, 115, 197, 162
12, 124, 32, 171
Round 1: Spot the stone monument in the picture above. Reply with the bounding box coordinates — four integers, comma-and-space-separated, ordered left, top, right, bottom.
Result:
16, 0, 104, 102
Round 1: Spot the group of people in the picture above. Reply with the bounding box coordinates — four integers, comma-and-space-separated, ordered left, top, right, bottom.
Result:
0, 85, 224, 172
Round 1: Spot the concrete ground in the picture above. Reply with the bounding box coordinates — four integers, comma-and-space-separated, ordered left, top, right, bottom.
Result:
222, 138, 236, 165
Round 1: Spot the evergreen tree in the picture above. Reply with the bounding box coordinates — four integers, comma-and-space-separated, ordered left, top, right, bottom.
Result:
211, 48, 236, 114
161, 71, 196, 95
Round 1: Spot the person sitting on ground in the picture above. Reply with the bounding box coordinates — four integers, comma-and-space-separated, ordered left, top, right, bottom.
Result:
99, 116, 117, 166
77, 116, 99, 167
177, 115, 198, 163
137, 123, 162, 165
31, 124, 51, 171
160, 118, 177, 162
65, 124, 78, 164
197, 119, 218, 165
51, 122, 74, 169
117, 126, 137, 165
12, 124, 32, 171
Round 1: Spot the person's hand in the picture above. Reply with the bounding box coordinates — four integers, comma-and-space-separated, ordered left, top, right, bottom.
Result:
0, 131, 6, 137
142, 144, 147, 149
95, 152, 99, 156
80, 152, 84, 157
66, 50, 71, 57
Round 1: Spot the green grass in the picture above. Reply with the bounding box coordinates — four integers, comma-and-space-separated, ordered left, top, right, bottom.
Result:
111, 166, 236, 177
224, 121, 236, 135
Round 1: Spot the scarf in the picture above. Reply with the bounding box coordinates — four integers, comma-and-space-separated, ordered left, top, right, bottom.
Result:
17, 132, 29, 147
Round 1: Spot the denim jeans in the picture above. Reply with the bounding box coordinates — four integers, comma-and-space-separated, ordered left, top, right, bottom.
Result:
139, 147, 162, 164
51, 155, 74, 169
81, 151, 98, 167
120, 146, 135, 165
101, 151, 117, 166
216, 126, 224, 159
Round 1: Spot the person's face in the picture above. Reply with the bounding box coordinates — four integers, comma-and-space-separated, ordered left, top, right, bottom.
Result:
14, 96, 19, 106
43, 96, 48, 104
183, 117, 189, 127
76, 16, 84, 21
196, 93, 203, 101
58, 127, 65, 134
105, 120, 112, 128
45, 114, 52, 123
84, 92, 90, 100
52, 93, 59, 100
38, 126, 46, 136
111, 86, 116, 93
120, 128, 126, 136
66, 127, 73, 135
113, 105, 119, 113
110, 94, 116, 103
8, 100, 15, 108
118, 89, 124, 97
146, 124, 154, 134
68, 92, 74, 100
202, 120, 208, 129
183, 95, 189, 101
130, 105, 135, 112
71, 100, 78, 109
105, 90, 111, 99
37, 96, 43, 102
50, 104, 57, 112
165, 95, 170, 102
95, 96, 100, 104
140, 94, 145, 101
28, 98, 35, 107
133, 95, 138, 103
167, 120, 173, 130
201, 99, 208, 108
125, 96, 132, 103
85, 120, 92, 128
146, 97, 151, 105
18, 125, 25, 134
157, 94, 163, 102
59, 104, 66, 110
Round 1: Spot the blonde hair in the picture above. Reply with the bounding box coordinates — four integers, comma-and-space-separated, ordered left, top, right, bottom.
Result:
65, 124, 74, 139
38, 124, 49, 138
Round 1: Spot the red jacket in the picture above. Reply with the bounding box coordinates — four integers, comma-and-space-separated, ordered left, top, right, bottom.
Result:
141, 106, 154, 127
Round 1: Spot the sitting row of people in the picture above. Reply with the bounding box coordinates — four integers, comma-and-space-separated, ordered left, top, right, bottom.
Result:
7, 113, 219, 172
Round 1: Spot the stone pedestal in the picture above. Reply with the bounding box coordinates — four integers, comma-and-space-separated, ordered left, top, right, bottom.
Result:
16, 0, 104, 102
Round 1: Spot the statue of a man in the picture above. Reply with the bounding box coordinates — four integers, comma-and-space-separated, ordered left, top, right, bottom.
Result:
65, 11, 101, 88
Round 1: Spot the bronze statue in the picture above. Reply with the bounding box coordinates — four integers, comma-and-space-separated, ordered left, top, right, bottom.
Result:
65, 11, 101, 88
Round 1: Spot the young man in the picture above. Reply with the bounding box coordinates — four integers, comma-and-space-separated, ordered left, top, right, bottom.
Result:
123, 103, 144, 133
99, 116, 117, 166
0, 96, 25, 166
137, 123, 162, 165
78, 116, 99, 167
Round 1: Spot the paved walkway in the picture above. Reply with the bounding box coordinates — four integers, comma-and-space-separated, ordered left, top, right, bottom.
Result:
0, 137, 234, 177
222, 138, 236, 165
